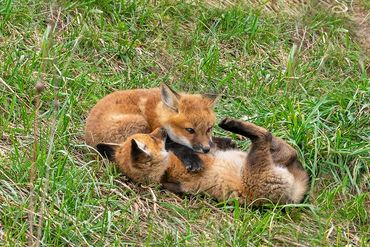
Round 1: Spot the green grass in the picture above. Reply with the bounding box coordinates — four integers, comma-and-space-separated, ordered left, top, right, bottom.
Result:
0, 0, 369, 246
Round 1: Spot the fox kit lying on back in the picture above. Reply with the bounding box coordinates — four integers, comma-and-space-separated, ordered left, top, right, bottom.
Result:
97, 118, 309, 205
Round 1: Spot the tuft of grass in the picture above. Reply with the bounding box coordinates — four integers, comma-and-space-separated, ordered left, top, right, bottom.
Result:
0, 0, 369, 245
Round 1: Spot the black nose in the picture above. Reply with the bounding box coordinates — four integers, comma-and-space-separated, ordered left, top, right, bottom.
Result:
202, 147, 210, 153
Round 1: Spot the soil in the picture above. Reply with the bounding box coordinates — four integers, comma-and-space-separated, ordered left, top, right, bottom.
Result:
349, 4, 370, 56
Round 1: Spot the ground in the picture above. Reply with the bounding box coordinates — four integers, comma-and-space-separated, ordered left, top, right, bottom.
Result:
0, 0, 369, 246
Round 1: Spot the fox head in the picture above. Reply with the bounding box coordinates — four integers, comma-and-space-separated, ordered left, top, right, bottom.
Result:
160, 84, 218, 153
96, 128, 169, 184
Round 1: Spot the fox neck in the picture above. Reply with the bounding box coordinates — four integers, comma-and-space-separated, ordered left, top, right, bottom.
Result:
164, 153, 193, 181
156, 102, 175, 124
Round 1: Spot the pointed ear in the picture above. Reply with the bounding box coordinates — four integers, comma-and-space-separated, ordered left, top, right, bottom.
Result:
151, 127, 167, 140
131, 139, 151, 162
203, 93, 219, 107
160, 83, 180, 112
96, 143, 120, 161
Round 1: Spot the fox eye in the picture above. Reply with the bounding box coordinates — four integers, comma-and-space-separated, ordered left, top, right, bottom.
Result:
207, 127, 213, 133
185, 128, 195, 134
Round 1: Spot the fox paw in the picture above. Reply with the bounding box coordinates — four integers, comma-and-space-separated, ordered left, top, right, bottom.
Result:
165, 137, 203, 172
183, 158, 203, 172
174, 149, 203, 172
218, 117, 240, 131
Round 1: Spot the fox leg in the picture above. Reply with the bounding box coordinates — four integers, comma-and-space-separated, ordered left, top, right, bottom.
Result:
211, 136, 238, 150
269, 137, 307, 177
218, 118, 271, 145
270, 137, 297, 166
165, 137, 203, 172
85, 114, 150, 148
219, 118, 300, 168
219, 117, 273, 167
218, 118, 298, 167
219, 118, 296, 204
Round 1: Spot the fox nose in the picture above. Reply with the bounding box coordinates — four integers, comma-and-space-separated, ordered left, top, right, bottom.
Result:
202, 146, 210, 153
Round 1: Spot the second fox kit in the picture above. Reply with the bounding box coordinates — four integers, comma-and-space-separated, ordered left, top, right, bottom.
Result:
85, 84, 217, 153
97, 118, 309, 205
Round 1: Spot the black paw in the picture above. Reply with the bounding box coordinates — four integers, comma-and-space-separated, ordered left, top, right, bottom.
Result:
218, 117, 240, 131
183, 158, 203, 172
165, 137, 203, 172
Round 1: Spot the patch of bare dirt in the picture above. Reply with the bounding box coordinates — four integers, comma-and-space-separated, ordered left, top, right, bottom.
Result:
204, 1, 370, 54
349, 4, 370, 55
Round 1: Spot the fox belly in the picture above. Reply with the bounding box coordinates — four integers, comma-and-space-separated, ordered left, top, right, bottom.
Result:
177, 150, 247, 201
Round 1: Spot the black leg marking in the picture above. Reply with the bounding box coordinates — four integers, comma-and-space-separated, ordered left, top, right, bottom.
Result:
165, 137, 203, 172
96, 143, 116, 161
218, 118, 253, 137
219, 118, 271, 142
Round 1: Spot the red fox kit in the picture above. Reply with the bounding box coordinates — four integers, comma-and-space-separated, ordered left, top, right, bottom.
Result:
85, 84, 217, 153
97, 118, 309, 205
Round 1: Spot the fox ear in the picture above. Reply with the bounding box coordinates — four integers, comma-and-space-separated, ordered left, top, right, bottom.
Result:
203, 93, 219, 107
151, 127, 167, 140
96, 143, 120, 161
131, 139, 151, 162
160, 83, 180, 112
202, 93, 221, 107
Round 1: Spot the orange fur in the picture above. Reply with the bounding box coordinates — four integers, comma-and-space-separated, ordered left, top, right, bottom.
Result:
85, 84, 217, 153
98, 119, 309, 206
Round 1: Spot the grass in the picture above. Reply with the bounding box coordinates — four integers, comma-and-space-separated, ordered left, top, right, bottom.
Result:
0, 0, 369, 246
